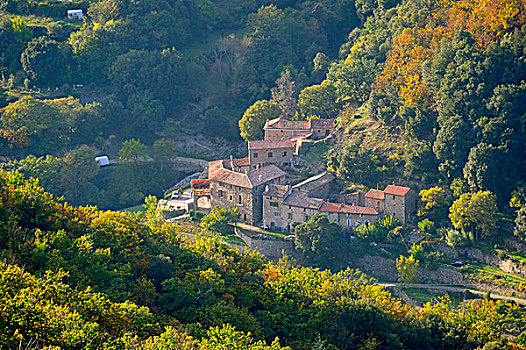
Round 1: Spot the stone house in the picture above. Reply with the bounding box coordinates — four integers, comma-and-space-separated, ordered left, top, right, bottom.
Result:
365, 185, 416, 226
382, 185, 416, 226
209, 159, 286, 225
263, 117, 335, 141
319, 202, 379, 230
262, 184, 324, 232
248, 139, 295, 170
365, 189, 385, 213
292, 171, 335, 198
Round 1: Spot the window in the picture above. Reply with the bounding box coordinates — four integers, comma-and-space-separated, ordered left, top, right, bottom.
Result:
243, 214, 247, 221
288, 205, 291, 210
359, 214, 363, 218
392, 195, 395, 200
270, 201, 279, 208
274, 212, 280, 217
282, 151, 287, 157
303, 207, 306, 212
254, 197, 258, 203
268, 152, 273, 158
229, 195, 233, 201
288, 213, 292, 219
219, 190, 224, 198
238, 195, 242, 204
347, 219, 352, 227
254, 152, 259, 158
305, 215, 310, 221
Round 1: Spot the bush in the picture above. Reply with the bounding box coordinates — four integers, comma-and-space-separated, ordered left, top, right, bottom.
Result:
444, 228, 472, 247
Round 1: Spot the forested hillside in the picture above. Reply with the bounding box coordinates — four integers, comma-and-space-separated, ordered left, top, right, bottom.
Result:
321, 0, 526, 206
1, 170, 526, 349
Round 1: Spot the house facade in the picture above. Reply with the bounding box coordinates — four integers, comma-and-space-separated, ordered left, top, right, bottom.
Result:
209, 159, 286, 225
248, 139, 295, 170
383, 185, 416, 226
263, 117, 336, 141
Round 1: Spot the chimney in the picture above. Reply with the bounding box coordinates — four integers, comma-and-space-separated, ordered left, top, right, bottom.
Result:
230, 155, 234, 170
259, 174, 263, 182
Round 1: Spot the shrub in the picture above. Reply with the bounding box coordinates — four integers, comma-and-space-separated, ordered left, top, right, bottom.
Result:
445, 228, 472, 247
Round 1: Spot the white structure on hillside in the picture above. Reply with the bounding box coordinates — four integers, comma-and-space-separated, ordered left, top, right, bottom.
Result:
95, 156, 110, 167
67, 9, 83, 20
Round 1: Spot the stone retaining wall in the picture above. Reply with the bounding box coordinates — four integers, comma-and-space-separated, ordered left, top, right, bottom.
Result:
235, 228, 294, 261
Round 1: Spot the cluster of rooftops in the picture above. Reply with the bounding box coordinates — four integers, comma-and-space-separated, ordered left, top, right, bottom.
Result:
206, 116, 415, 228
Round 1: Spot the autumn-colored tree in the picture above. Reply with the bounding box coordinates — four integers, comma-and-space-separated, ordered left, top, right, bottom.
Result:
376, 27, 435, 107
396, 254, 419, 284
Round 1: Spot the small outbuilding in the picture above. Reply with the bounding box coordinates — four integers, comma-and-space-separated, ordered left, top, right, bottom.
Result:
67, 9, 83, 20
95, 156, 110, 167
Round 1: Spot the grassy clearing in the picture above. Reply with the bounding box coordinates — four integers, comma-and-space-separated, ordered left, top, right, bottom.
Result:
221, 234, 246, 246
301, 142, 329, 165
403, 288, 446, 305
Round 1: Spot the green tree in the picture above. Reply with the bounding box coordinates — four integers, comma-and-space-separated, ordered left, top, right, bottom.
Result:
0, 96, 56, 149
396, 254, 419, 284
417, 186, 452, 225
514, 206, 526, 241
21, 36, 71, 87
200, 206, 239, 234
271, 69, 296, 118
294, 214, 343, 265
463, 143, 502, 194
327, 142, 379, 186
119, 138, 148, 166
449, 191, 498, 240
127, 91, 166, 132
239, 100, 280, 141
297, 82, 339, 119
152, 138, 176, 172
417, 219, 436, 236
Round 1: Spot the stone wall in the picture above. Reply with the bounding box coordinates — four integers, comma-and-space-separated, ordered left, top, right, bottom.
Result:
355, 255, 466, 284
235, 227, 294, 261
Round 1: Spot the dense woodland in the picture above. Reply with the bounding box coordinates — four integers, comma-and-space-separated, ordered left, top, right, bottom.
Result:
1, 170, 526, 349
1, 0, 526, 348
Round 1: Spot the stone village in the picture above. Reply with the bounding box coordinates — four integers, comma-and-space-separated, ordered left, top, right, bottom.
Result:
177, 116, 417, 233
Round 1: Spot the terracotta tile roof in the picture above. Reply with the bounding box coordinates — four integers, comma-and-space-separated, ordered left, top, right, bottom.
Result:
209, 162, 285, 189
293, 172, 335, 192
283, 190, 324, 209
384, 185, 411, 196
210, 167, 251, 188
247, 165, 286, 187
208, 158, 249, 176
229, 157, 250, 166
320, 202, 378, 215
248, 139, 295, 150
365, 189, 385, 200
264, 117, 336, 131
208, 159, 224, 178
263, 184, 289, 197
309, 118, 336, 128
265, 117, 310, 130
